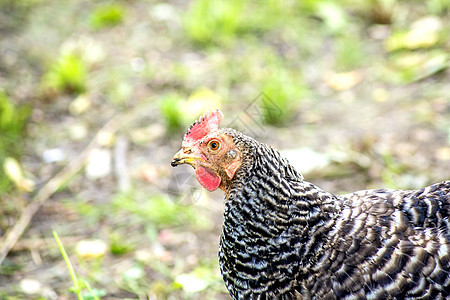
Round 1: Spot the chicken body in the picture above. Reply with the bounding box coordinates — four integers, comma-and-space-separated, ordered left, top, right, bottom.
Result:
172, 111, 450, 300
219, 129, 449, 300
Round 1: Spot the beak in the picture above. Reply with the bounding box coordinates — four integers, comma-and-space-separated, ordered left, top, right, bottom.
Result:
171, 148, 204, 167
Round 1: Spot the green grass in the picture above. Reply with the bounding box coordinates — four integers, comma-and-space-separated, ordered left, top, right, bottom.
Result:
112, 191, 211, 230
3, 0, 450, 298
260, 53, 308, 125
183, 0, 245, 46
89, 2, 125, 30
335, 34, 366, 71
0, 91, 30, 193
381, 50, 449, 84
159, 93, 186, 133
41, 52, 88, 95
60, 190, 218, 298
53, 231, 104, 300
109, 232, 135, 256
427, 0, 450, 13
64, 189, 213, 236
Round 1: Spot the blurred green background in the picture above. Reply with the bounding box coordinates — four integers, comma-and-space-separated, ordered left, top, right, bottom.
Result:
0, 0, 449, 299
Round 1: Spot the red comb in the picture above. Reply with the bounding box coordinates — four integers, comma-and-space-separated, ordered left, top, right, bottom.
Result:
184, 109, 223, 144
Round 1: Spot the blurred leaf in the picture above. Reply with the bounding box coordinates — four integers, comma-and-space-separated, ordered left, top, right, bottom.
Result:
184, 0, 245, 46
175, 273, 208, 293
324, 70, 363, 91
385, 31, 438, 52
83, 288, 106, 300
427, 0, 450, 14
3, 157, 34, 192
185, 88, 221, 119
119, 264, 148, 297
69, 94, 92, 115
109, 232, 134, 255
76, 239, 108, 260
41, 52, 88, 94
159, 93, 185, 133
384, 16, 443, 52
40, 37, 105, 97
382, 51, 448, 84
315, 1, 348, 33
122, 266, 144, 282
0, 90, 30, 134
112, 192, 210, 229
260, 57, 307, 125
174, 266, 216, 293
159, 89, 221, 133
0, 91, 30, 193
61, 36, 106, 66
335, 35, 366, 71
149, 280, 172, 298
89, 3, 125, 30
108, 81, 133, 105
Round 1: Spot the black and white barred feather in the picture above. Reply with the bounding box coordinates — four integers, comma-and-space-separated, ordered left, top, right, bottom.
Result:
219, 128, 450, 300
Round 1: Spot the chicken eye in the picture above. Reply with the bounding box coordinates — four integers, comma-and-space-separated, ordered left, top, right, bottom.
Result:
208, 140, 220, 151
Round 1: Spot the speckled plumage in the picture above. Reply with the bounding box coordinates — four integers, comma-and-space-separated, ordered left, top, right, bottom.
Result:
219, 128, 450, 300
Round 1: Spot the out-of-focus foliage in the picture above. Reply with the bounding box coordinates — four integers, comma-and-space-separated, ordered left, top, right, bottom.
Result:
109, 232, 135, 255
112, 192, 211, 230
0, 91, 29, 137
41, 53, 88, 94
427, 0, 450, 14
0, 91, 30, 194
159, 88, 222, 132
159, 93, 186, 133
261, 65, 307, 125
335, 35, 366, 71
183, 0, 246, 46
384, 51, 448, 84
1, 0, 449, 298
89, 2, 125, 30
40, 37, 105, 96
53, 231, 105, 300
3, 157, 35, 192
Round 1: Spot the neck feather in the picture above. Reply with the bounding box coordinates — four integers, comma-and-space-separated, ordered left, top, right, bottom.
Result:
222, 131, 340, 261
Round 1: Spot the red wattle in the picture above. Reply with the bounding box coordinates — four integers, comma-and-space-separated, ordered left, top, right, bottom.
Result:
196, 166, 221, 191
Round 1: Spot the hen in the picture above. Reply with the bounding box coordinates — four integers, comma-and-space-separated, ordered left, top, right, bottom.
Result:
171, 109, 450, 299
